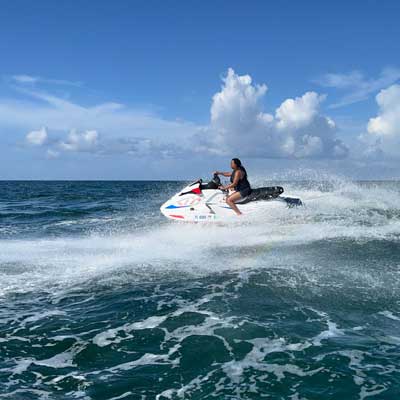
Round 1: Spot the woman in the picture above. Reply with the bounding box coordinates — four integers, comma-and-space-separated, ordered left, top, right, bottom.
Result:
214, 158, 251, 216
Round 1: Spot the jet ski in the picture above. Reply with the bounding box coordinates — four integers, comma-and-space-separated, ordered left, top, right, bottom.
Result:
160, 174, 302, 222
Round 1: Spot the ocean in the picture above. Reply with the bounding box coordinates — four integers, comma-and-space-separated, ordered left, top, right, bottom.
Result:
0, 179, 399, 399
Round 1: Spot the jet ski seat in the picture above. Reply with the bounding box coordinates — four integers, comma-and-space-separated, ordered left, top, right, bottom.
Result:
236, 186, 284, 204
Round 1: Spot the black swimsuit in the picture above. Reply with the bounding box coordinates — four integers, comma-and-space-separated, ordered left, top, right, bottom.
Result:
230, 166, 252, 197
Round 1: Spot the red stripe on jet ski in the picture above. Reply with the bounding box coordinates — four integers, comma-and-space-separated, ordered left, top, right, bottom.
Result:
170, 214, 184, 219
191, 187, 201, 195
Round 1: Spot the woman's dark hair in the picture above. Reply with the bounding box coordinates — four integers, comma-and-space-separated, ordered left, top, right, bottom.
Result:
232, 158, 242, 168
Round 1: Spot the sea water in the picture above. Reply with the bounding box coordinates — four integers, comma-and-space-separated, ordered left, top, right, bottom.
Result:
0, 179, 399, 399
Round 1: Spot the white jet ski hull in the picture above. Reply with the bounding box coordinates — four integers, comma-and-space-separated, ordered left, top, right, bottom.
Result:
160, 180, 302, 223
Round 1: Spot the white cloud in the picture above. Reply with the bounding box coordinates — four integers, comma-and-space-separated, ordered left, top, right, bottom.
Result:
46, 149, 60, 159
7, 69, 349, 161
11, 74, 81, 87
60, 130, 99, 152
276, 92, 326, 130
316, 67, 400, 108
203, 68, 348, 159
362, 84, 400, 158
24, 127, 184, 159
13, 75, 39, 84
26, 127, 48, 146
0, 87, 199, 156
316, 71, 365, 89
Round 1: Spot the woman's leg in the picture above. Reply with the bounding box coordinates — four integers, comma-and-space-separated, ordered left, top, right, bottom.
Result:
226, 191, 243, 215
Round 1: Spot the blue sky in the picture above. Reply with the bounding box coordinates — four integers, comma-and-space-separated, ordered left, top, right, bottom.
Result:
1, 0, 400, 179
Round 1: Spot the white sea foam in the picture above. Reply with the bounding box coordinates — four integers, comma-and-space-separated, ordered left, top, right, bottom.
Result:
108, 392, 133, 400
21, 310, 67, 325
378, 310, 400, 321
312, 321, 345, 346
35, 351, 76, 369
0, 179, 399, 297
93, 315, 169, 347
7, 351, 76, 376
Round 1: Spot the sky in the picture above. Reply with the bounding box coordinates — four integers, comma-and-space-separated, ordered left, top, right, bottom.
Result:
1, 0, 400, 180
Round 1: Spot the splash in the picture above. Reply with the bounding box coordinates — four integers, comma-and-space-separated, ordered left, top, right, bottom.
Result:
0, 178, 399, 297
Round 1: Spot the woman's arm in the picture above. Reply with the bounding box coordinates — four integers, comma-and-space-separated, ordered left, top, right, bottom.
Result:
214, 171, 232, 177
220, 170, 241, 190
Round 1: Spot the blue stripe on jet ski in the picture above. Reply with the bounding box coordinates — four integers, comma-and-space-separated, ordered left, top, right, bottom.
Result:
165, 204, 190, 209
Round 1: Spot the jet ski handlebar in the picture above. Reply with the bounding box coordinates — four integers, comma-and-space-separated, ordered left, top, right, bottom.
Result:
199, 174, 222, 190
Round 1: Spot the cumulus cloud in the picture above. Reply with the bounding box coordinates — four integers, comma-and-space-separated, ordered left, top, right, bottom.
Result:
26, 127, 48, 146
275, 92, 326, 130
25, 127, 101, 154
361, 84, 400, 158
9, 69, 349, 161
59, 130, 99, 152
315, 67, 400, 108
24, 127, 184, 159
203, 68, 348, 159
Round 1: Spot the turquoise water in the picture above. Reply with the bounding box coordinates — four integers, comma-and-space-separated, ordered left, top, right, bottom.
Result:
0, 180, 400, 399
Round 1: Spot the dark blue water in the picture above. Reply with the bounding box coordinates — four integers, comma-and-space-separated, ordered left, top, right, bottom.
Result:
1, 180, 400, 399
